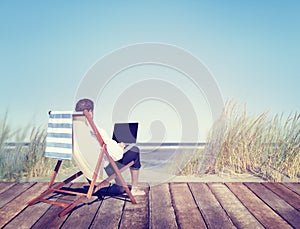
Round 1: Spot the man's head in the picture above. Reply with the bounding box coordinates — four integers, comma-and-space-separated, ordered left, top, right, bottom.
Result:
75, 98, 94, 112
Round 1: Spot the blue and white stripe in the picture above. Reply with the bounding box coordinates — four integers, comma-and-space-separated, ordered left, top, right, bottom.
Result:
45, 111, 73, 160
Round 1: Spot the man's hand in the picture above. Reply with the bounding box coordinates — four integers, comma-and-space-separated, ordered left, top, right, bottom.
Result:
118, 142, 126, 150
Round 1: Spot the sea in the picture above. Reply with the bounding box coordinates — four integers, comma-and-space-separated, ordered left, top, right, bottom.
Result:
136, 142, 205, 167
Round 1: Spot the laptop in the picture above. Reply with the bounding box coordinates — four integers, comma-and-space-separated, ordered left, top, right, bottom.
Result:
112, 123, 139, 146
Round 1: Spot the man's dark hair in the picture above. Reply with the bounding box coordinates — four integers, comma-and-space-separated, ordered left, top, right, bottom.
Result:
75, 98, 94, 112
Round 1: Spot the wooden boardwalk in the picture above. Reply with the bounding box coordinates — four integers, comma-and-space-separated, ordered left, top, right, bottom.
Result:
0, 182, 299, 228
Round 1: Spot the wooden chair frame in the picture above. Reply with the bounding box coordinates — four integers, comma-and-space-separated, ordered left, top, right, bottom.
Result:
28, 110, 136, 217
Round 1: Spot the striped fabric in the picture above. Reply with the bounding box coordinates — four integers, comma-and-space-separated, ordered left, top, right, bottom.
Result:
45, 111, 73, 160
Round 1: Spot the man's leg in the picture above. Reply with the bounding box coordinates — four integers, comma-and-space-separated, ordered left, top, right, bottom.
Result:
104, 146, 140, 186
121, 147, 144, 195
121, 146, 141, 181
105, 146, 144, 195
130, 168, 139, 187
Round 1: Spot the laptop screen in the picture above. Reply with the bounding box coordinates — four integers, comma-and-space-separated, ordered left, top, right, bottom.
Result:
112, 123, 139, 144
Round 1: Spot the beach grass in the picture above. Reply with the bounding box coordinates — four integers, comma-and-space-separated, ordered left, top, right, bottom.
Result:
0, 112, 73, 181
180, 101, 300, 181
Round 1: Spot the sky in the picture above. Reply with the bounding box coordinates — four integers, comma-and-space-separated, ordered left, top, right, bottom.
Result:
0, 1, 299, 142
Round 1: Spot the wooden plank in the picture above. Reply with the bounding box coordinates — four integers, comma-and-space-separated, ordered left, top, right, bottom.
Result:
119, 185, 149, 229
150, 183, 177, 229
61, 183, 103, 228
282, 182, 300, 195
30, 183, 75, 229
30, 204, 69, 228
169, 182, 206, 228
263, 183, 300, 211
90, 195, 125, 228
245, 182, 300, 228
189, 183, 235, 229
0, 182, 33, 208
226, 182, 292, 229
0, 182, 48, 228
0, 183, 16, 195
208, 183, 263, 229
3, 202, 50, 229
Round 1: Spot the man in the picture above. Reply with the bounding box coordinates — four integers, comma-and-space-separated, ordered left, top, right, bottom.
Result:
75, 98, 144, 196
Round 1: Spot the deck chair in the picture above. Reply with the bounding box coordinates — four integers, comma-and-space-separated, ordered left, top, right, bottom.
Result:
28, 110, 136, 217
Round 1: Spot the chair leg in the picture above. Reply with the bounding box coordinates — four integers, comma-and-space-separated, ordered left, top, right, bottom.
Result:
86, 147, 105, 199
28, 160, 62, 206
59, 196, 86, 217
48, 160, 62, 188
94, 161, 134, 193
111, 160, 136, 203
28, 170, 84, 206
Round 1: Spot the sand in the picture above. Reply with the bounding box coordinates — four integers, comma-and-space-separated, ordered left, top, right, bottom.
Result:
21, 166, 272, 185
20, 163, 299, 185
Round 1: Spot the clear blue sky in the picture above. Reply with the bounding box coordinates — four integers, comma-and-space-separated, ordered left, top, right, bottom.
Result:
0, 1, 299, 142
